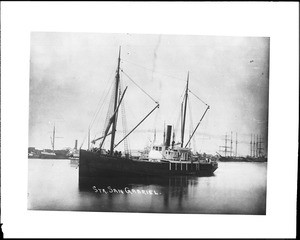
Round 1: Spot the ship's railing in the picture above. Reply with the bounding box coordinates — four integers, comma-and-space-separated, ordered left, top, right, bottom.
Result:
89, 148, 129, 158
168, 161, 202, 171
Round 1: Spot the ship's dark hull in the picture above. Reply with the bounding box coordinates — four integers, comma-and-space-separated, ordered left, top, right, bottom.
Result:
245, 157, 268, 162
218, 157, 249, 162
219, 156, 267, 162
79, 149, 218, 179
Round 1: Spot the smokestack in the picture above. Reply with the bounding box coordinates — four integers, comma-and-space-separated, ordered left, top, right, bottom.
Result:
165, 125, 172, 148
75, 140, 78, 150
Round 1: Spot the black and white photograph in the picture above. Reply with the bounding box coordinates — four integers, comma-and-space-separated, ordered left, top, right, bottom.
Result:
1, 2, 298, 238
27, 32, 269, 215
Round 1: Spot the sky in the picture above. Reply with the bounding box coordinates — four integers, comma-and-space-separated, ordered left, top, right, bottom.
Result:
29, 32, 269, 156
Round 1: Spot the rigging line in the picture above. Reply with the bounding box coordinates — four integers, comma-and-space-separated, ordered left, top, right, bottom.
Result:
121, 58, 186, 82
168, 83, 187, 139
80, 81, 113, 149
89, 69, 115, 128
154, 78, 185, 129
99, 80, 116, 137
92, 83, 114, 143
168, 84, 186, 122
89, 70, 115, 129
121, 69, 158, 104
188, 97, 196, 151
168, 98, 182, 134
174, 106, 181, 142
95, 70, 119, 142
113, 104, 160, 149
184, 105, 210, 148
180, 85, 186, 99
158, 83, 185, 130
80, 71, 115, 148
90, 80, 114, 130
80, 85, 112, 148
119, 78, 130, 155
188, 89, 209, 107
100, 82, 116, 134
99, 86, 128, 150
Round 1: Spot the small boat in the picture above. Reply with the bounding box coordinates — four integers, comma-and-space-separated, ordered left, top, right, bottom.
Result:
79, 47, 218, 180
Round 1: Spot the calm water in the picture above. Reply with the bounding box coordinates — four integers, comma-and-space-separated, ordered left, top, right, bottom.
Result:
28, 159, 267, 214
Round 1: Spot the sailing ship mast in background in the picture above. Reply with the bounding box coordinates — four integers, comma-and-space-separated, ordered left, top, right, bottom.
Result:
39, 123, 65, 159
235, 132, 238, 157
50, 124, 56, 153
218, 132, 239, 160
219, 133, 232, 157
49, 123, 63, 152
217, 132, 267, 162
249, 134, 265, 158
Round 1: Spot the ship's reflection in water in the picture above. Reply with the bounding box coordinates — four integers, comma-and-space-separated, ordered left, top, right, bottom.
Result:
78, 174, 203, 213
28, 159, 267, 214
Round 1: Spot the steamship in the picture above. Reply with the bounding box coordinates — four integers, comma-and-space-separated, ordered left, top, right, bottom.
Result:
79, 48, 218, 180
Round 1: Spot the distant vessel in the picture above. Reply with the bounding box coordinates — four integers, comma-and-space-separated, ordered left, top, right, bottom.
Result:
218, 132, 243, 162
79, 47, 218, 180
217, 155, 249, 162
246, 134, 268, 162
246, 134, 267, 162
40, 124, 68, 159
217, 133, 267, 162
244, 156, 267, 162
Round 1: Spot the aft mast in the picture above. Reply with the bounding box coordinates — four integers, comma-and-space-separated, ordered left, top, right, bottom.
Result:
181, 72, 189, 148
110, 47, 121, 155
